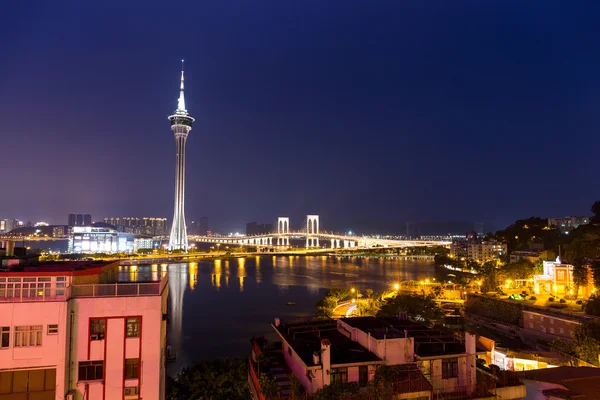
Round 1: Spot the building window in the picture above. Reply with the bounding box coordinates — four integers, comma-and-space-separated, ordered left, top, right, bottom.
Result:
126, 318, 140, 338
78, 361, 104, 381
550, 318, 554, 325
549, 328, 555, 334
442, 358, 458, 379
330, 367, 348, 384
125, 359, 139, 380
529, 314, 533, 320
1, 327, 9, 348
359, 366, 368, 387
14, 325, 42, 347
529, 323, 534, 329
47, 324, 58, 335
560, 328, 565, 334
90, 319, 105, 340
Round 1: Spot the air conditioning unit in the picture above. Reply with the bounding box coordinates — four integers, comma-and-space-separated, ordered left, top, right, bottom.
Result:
124, 387, 139, 396
90, 333, 99, 340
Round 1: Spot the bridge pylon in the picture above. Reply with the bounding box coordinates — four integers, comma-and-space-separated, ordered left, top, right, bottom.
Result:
277, 217, 290, 246
306, 215, 319, 248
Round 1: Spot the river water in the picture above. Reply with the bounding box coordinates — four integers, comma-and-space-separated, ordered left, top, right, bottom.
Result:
120, 255, 434, 374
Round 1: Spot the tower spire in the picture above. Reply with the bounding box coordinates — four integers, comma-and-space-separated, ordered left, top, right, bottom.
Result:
177, 59, 186, 112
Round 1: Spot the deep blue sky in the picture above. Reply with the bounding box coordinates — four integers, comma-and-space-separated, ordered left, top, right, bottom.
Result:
1, 1, 599, 233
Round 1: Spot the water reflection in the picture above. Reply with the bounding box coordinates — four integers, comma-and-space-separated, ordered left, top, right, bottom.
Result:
129, 255, 437, 373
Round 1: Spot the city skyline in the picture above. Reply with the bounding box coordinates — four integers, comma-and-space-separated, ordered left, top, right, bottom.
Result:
2, 2, 600, 232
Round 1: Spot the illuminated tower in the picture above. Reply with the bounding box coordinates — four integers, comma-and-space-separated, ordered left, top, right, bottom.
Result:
168, 60, 195, 250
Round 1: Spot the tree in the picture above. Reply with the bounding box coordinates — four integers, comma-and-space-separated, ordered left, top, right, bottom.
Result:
376, 293, 443, 322
501, 259, 535, 281
585, 295, 600, 316
166, 358, 250, 400
365, 288, 374, 299
552, 321, 600, 366
592, 200, 600, 224
258, 375, 280, 399
314, 381, 361, 400
591, 262, 600, 291
288, 373, 303, 400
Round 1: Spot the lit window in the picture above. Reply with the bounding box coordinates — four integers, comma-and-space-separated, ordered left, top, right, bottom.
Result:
442, 358, 458, 379
330, 367, 348, 384
125, 358, 139, 380
48, 324, 58, 335
14, 325, 42, 347
90, 319, 105, 340
78, 360, 104, 381
1, 327, 9, 348
126, 318, 140, 338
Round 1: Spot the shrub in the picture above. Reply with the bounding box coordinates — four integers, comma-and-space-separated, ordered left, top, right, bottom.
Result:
548, 297, 555, 302
549, 303, 568, 309
529, 296, 537, 301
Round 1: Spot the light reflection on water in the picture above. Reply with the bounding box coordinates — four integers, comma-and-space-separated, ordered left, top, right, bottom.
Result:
120, 255, 434, 374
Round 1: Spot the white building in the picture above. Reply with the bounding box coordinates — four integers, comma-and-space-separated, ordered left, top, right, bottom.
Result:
68, 227, 135, 253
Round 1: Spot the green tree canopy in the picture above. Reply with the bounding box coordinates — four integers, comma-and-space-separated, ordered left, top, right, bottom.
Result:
166, 358, 250, 400
376, 293, 443, 322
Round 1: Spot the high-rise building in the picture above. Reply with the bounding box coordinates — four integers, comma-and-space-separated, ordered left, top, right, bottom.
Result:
104, 217, 167, 236
0, 219, 21, 233
68, 213, 92, 227
0, 261, 168, 400
467, 240, 507, 263
168, 61, 195, 251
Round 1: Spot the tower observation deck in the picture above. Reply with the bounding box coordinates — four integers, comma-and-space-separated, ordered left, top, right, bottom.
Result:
168, 60, 195, 250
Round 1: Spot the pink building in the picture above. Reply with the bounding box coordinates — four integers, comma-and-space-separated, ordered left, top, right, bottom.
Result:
0, 261, 168, 400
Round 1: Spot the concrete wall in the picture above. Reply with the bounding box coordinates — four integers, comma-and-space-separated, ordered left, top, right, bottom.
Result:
522, 311, 580, 339
281, 340, 320, 393
0, 301, 69, 398
71, 294, 165, 400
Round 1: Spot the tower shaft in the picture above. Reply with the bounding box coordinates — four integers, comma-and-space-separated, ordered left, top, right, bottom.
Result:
168, 61, 195, 251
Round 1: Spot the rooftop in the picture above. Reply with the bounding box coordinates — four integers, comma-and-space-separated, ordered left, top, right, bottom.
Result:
274, 320, 382, 367
340, 316, 465, 357
0, 260, 114, 276
516, 367, 600, 400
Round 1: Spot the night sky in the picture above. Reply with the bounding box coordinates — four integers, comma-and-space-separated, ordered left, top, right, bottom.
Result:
1, 1, 599, 233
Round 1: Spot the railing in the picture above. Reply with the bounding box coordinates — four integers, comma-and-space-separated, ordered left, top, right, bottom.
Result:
0, 293, 69, 303
248, 356, 267, 400
0, 276, 168, 302
71, 281, 163, 298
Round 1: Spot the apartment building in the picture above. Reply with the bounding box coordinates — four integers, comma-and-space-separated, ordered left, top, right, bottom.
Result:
0, 260, 168, 400
252, 316, 525, 399
467, 240, 507, 263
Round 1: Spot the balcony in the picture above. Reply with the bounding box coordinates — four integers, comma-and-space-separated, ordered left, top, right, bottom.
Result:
70, 275, 168, 298
0, 275, 168, 303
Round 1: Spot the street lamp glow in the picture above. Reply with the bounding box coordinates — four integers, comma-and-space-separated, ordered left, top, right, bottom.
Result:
351, 288, 356, 293
394, 283, 400, 291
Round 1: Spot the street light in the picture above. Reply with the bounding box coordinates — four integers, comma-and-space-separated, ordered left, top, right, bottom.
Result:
394, 283, 400, 291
